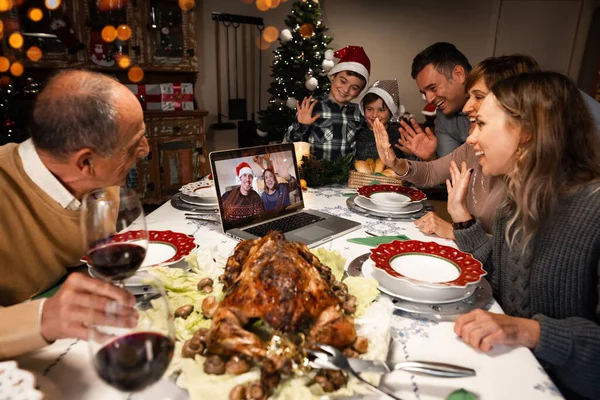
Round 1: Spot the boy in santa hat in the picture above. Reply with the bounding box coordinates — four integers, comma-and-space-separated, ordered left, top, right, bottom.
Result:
283, 45, 370, 161
355, 79, 416, 161
221, 162, 264, 222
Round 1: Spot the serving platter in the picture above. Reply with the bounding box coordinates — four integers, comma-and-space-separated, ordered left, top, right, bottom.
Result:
346, 195, 432, 221
347, 253, 493, 317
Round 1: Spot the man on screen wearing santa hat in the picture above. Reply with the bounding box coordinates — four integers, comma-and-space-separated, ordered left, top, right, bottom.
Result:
221, 161, 264, 223
283, 45, 370, 161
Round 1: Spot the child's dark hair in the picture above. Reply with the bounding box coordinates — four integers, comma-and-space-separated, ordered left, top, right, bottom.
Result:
361, 92, 387, 109
333, 70, 366, 88
411, 42, 472, 80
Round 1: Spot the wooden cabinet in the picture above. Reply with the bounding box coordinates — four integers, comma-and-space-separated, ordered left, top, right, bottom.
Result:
131, 111, 209, 204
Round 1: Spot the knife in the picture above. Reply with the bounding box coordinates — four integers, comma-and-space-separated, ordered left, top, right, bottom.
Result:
347, 358, 475, 378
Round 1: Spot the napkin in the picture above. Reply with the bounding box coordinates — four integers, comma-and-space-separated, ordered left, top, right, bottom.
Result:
347, 234, 410, 247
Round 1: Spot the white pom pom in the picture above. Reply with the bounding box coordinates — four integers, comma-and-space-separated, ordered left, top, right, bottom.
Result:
321, 59, 334, 72
279, 29, 292, 43
286, 97, 297, 109
399, 104, 406, 115
305, 77, 318, 91
256, 129, 268, 137
324, 49, 334, 60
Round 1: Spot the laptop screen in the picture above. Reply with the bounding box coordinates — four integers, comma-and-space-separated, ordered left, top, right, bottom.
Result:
209, 143, 305, 232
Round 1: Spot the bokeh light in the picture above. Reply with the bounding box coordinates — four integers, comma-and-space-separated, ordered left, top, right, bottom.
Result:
27, 46, 43, 62
101, 25, 118, 42
270, 0, 281, 8
128, 66, 144, 82
117, 24, 131, 41
44, 0, 60, 10
0, 21, 4, 33
117, 55, 130, 69
0, 0, 13, 12
0, 76, 12, 86
255, 0, 271, 12
97, 0, 129, 12
8, 32, 23, 49
178, 0, 194, 11
299, 23, 314, 38
0, 57, 10, 73
10, 61, 23, 77
28, 8, 44, 22
262, 26, 278, 43
256, 36, 270, 50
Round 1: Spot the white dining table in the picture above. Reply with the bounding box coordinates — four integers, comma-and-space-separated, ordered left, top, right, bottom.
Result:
14, 185, 563, 400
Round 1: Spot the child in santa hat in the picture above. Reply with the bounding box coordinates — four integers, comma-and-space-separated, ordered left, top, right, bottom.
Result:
355, 79, 416, 162
221, 161, 264, 222
283, 45, 370, 162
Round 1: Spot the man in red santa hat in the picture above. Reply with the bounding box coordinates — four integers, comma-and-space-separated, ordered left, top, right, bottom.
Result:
284, 45, 370, 161
221, 161, 264, 222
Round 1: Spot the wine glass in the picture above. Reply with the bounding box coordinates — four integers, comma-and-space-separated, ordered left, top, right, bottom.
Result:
88, 275, 176, 395
81, 187, 148, 282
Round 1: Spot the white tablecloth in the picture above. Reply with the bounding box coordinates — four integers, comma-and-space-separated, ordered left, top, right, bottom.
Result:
15, 186, 562, 400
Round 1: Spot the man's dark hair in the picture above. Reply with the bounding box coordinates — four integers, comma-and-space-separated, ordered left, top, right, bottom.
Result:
30, 70, 121, 158
411, 42, 472, 80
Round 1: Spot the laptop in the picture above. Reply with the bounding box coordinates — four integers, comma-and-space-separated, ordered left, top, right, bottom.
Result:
209, 143, 361, 248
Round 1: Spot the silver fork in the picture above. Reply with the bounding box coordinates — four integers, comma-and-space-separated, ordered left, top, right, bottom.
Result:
307, 344, 404, 400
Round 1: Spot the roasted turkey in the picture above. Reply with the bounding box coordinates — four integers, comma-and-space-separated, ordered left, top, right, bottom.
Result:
206, 231, 357, 361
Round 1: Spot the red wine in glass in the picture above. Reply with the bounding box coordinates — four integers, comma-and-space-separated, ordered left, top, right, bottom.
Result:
94, 331, 174, 392
87, 243, 147, 281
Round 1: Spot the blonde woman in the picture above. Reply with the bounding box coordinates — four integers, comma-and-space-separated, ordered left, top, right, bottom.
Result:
449, 72, 600, 400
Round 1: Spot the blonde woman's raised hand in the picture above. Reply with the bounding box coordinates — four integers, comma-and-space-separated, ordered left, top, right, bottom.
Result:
296, 96, 321, 125
414, 212, 455, 240
446, 161, 473, 223
373, 118, 398, 169
396, 118, 438, 161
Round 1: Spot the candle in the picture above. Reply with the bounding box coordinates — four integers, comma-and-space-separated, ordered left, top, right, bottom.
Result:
293, 141, 310, 167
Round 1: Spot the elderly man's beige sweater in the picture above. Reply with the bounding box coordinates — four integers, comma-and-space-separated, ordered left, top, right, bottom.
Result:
0, 143, 83, 306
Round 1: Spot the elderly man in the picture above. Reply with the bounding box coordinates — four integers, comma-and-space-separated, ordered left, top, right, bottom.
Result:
398, 42, 472, 160
0, 70, 148, 359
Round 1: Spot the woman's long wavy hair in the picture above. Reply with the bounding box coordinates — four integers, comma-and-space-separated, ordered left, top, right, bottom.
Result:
492, 71, 600, 253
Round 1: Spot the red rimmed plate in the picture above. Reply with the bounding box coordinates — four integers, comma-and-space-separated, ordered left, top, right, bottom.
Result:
84, 230, 197, 268
180, 179, 217, 202
370, 240, 485, 288
357, 184, 426, 209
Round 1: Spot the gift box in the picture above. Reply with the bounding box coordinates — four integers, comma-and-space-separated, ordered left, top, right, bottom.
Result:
125, 83, 194, 111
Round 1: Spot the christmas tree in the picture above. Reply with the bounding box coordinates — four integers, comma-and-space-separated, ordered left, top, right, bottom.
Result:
257, 0, 333, 142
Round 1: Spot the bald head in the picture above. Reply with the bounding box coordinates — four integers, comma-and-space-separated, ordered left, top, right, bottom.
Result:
31, 70, 140, 159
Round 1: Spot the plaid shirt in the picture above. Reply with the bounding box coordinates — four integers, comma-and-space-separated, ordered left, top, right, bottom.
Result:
283, 94, 363, 161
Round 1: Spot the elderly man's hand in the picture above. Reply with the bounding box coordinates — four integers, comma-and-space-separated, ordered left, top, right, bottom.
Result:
40, 273, 137, 343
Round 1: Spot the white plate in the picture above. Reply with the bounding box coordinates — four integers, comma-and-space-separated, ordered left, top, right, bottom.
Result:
180, 180, 217, 200
368, 192, 412, 210
362, 259, 474, 304
354, 196, 423, 214
179, 195, 219, 208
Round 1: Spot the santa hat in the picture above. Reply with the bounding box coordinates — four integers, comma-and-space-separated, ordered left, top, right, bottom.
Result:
359, 79, 405, 120
328, 45, 370, 83
236, 162, 253, 178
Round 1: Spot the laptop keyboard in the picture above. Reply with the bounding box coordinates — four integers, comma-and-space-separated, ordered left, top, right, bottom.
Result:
244, 212, 325, 237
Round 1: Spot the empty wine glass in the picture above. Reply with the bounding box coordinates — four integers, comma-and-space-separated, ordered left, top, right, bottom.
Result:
88, 275, 176, 395
81, 187, 148, 282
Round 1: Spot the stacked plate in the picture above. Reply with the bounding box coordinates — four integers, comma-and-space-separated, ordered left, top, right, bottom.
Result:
364, 240, 487, 304
354, 184, 427, 216
178, 179, 219, 210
